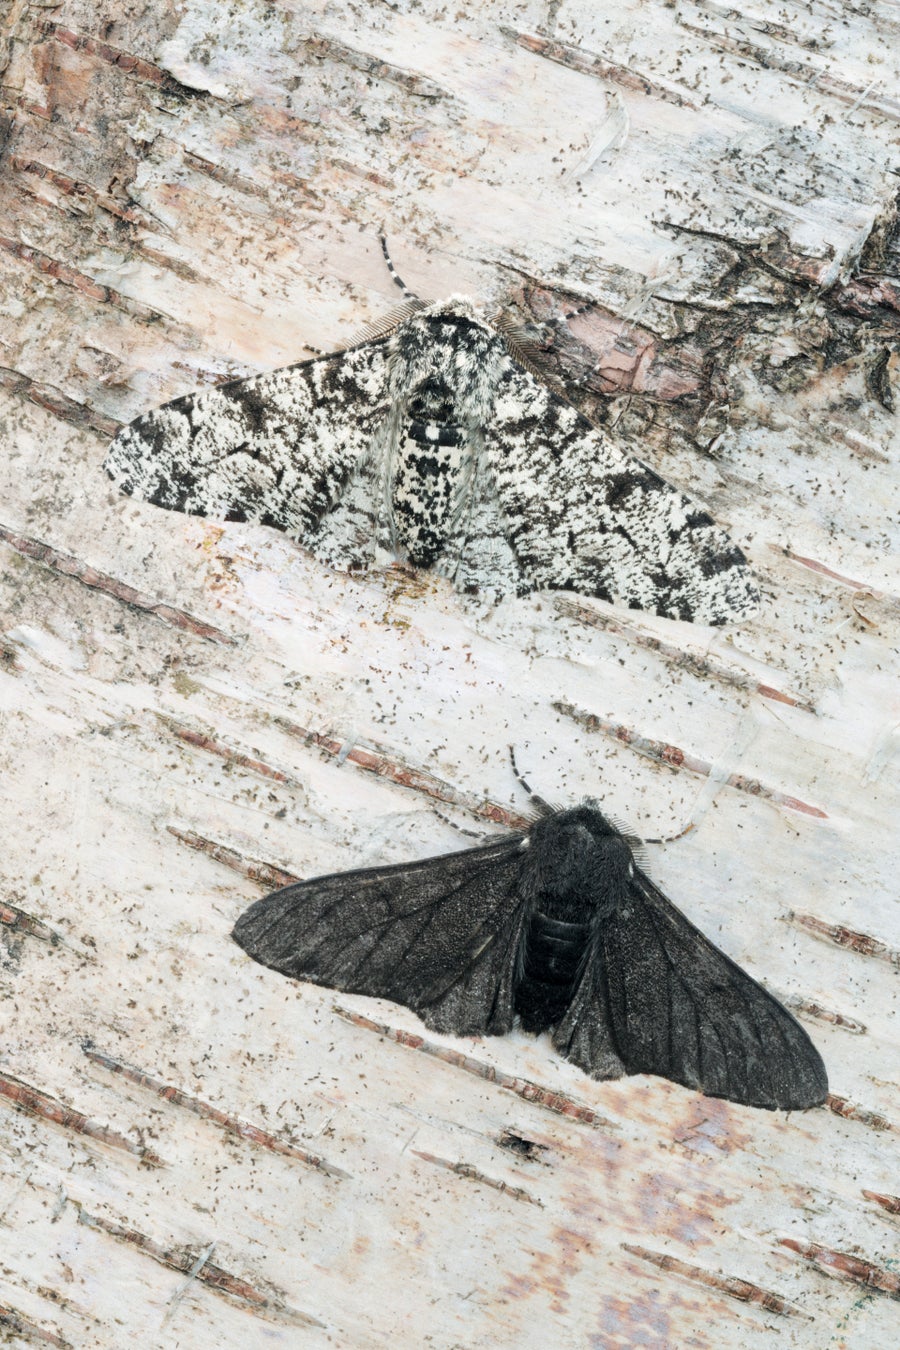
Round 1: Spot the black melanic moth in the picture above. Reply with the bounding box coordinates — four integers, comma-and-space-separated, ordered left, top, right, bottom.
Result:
232, 801, 827, 1111
105, 240, 759, 626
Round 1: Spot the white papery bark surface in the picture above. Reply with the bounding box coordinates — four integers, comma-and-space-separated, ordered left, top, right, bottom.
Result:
0, 1, 898, 1345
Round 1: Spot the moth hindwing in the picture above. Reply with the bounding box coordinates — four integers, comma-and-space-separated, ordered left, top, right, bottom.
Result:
232, 803, 828, 1112
105, 287, 760, 624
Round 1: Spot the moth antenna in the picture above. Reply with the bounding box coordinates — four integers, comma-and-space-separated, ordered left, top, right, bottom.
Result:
493, 315, 559, 382
300, 343, 334, 357
431, 805, 492, 841
525, 300, 595, 350
380, 234, 422, 302
605, 805, 693, 851
508, 746, 555, 817
351, 299, 426, 345
494, 301, 598, 386
629, 844, 652, 873
643, 820, 696, 845
606, 811, 640, 839
555, 301, 593, 325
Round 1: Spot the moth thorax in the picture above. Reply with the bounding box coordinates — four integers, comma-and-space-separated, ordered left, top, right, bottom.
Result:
528, 822, 630, 922
392, 376, 471, 568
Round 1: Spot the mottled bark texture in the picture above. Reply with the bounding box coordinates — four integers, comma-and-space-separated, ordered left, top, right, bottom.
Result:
0, 2, 898, 1347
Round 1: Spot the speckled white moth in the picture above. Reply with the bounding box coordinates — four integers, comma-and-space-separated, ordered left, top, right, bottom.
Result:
104, 240, 759, 624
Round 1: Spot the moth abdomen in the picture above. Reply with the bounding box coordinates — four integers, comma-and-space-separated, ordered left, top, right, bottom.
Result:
407, 420, 466, 447
516, 912, 590, 1031
392, 436, 468, 567
525, 914, 590, 983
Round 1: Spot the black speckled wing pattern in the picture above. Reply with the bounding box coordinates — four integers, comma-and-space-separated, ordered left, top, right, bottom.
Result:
105, 340, 393, 571
482, 367, 759, 624
105, 300, 759, 624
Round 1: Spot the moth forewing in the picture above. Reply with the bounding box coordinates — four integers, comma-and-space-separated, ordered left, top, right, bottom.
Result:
105, 278, 760, 624
233, 802, 827, 1111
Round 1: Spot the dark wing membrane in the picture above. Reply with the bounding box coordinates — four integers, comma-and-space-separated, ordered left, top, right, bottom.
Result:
602, 870, 828, 1109
483, 365, 760, 625
552, 927, 628, 1082
104, 340, 391, 547
232, 836, 533, 1036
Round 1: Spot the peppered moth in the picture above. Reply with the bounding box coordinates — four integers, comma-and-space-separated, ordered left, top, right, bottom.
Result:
105, 241, 760, 624
232, 801, 828, 1111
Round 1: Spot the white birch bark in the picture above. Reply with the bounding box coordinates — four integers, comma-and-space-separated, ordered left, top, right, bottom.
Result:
0, 1, 898, 1345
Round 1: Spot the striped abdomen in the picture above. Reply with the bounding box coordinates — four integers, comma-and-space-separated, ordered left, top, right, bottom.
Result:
515, 909, 591, 1032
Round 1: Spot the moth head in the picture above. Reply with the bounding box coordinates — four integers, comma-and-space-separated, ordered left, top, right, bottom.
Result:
354, 295, 489, 345
580, 797, 644, 858
419, 295, 491, 327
